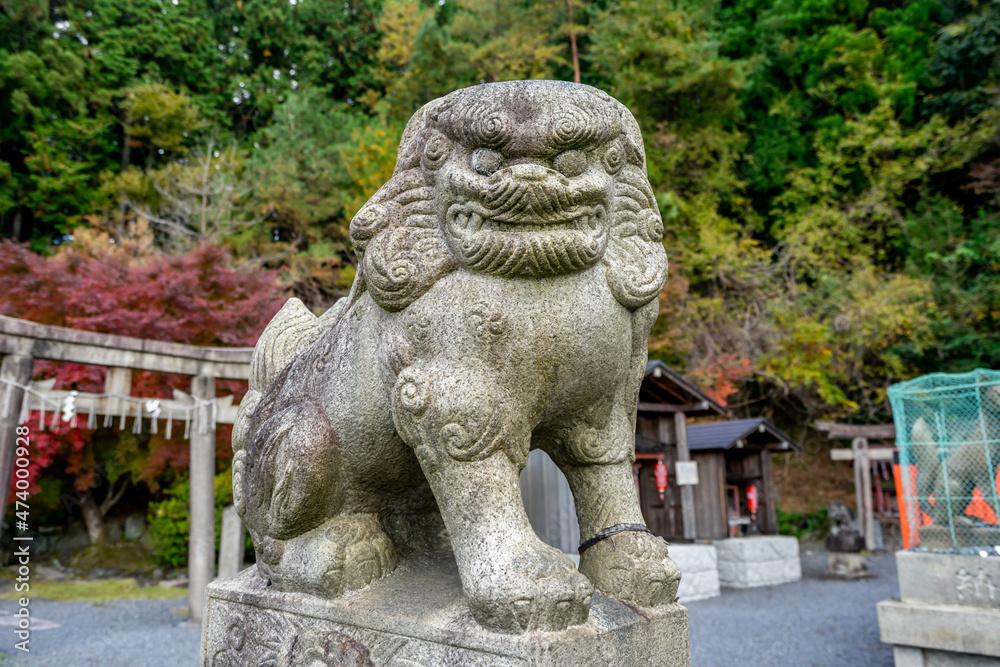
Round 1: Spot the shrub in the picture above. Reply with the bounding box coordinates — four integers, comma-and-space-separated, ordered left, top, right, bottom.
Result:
147, 469, 252, 568
777, 508, 829, 540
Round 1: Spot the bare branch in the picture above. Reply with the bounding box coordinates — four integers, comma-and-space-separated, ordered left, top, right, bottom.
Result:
99, 478, 128, 516
125, 201, 199, 238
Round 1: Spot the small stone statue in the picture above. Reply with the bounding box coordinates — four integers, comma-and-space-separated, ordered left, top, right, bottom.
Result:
231, 80, 680, 635
824, 501, 870, 579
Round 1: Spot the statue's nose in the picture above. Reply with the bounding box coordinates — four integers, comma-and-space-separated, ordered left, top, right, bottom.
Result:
508, 163, 550, 182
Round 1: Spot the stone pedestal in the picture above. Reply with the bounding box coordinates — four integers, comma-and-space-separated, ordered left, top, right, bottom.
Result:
200, 556, 690, 666
878, 551, 1000, 667
670, 544, 720, 603
825, 551, 872, 579
714, 536, 801, 589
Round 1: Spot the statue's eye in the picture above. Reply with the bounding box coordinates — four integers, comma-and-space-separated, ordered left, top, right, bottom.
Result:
471, 148, 504, 176
553, 150, 587, 178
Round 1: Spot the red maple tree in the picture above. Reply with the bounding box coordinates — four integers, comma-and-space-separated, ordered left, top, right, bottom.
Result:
0, 242, 284, 542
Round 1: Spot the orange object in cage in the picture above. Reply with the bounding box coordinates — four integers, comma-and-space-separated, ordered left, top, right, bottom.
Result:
894, 463, 1000, 549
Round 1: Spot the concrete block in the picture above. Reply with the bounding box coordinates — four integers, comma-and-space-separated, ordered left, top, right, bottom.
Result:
669, 544, 717, 574
201, 557, 691, 666
894, 644, 924, 667
670, 545, 720, 603
897, 551, 1000, 610
893, 645, 1000, 667
923, 648, 1000, 667
878, 599, 1000, 658
714, 537, 802, 589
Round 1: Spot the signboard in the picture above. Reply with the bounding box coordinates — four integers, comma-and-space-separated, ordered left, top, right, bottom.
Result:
675, 461, 699, 486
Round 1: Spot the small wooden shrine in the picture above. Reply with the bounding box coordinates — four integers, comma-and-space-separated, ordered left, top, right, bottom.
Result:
635, 362, 801, 542
522, 360, 802, 551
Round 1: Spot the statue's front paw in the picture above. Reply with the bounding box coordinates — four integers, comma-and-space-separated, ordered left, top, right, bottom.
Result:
578, 531, 680, 607
464, 542, 593, 634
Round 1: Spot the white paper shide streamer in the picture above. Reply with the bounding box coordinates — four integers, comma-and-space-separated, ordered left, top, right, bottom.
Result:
0, 377, 217, 440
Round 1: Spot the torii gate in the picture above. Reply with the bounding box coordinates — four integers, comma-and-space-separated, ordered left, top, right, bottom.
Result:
0, 314, 251, 621
815, 420, 897, 552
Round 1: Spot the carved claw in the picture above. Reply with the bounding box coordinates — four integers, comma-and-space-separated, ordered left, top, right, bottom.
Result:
578, 531, 680, 608
464, 541, 593, 634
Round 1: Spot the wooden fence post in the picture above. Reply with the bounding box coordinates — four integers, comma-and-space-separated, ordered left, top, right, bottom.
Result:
189, 374, 216, 622
0, 354, 33, 542
674, 412, 697, 540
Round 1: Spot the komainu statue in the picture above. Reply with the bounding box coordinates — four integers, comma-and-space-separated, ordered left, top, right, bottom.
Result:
231, 80, 680, 635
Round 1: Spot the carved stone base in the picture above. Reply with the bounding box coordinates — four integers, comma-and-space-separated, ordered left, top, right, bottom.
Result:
200, 556, 690, 666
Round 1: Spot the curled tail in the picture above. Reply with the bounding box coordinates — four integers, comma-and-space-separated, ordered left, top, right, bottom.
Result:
232, 297, 346, 532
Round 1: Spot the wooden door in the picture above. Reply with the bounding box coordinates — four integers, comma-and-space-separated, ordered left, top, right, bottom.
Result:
637, 455, 684, 541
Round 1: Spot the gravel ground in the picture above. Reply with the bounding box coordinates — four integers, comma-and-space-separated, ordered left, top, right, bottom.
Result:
688, 550, 899, 667
0, 550, 898, 666
0, 597, 199, 666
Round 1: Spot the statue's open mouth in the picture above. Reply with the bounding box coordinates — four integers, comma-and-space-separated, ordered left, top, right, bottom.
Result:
447, 202, 606, 236
444, 202, 609, 277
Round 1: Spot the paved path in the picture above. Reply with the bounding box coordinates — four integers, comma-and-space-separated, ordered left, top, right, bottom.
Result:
0, 551, 898, 666
688, 551, 899, 667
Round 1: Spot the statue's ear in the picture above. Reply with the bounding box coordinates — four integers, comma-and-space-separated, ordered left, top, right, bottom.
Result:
346, 99, 457, 314
603, 209, 668, 309
603, 113, 668, 309
393, 103, 433, 174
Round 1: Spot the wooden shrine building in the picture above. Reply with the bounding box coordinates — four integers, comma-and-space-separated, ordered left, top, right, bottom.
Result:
634, 363, 801, 543
633, 361, 728, 542
638, 418, 799, 540
520, 360, 803, 551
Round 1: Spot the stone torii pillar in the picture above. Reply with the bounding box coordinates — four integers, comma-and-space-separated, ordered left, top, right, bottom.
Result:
0, 354, 33, 543
189, 374, 216, 622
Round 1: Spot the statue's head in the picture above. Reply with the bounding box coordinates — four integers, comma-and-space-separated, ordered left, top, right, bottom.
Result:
350, 81, 667, 312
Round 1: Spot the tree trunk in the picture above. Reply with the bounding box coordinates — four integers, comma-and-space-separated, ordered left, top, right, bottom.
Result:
567, 0, 580, 83
12, 208, 22, 241
81, 496, 109, 545
200, 140, 212, 238
121, 134, 131, 171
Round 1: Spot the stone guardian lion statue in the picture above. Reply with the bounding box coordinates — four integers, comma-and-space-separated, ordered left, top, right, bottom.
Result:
231, 80, 680, 635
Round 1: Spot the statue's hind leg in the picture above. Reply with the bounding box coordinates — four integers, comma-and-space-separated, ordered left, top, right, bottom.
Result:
237, 400, 399, 597
253, 514, 398, 597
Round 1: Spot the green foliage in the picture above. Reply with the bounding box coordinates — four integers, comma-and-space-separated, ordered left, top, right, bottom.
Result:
777, 508, 830, 539
120, 82, 203, 158
3, 0, 1000, 420
924, 0, 1000, 120
0, 0, 382, 243
252, 89, 364, 243
147, 470, 252, 569
146, 477, 191, 568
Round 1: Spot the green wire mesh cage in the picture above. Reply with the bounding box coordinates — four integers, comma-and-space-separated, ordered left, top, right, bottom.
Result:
889, 369, 1000, 553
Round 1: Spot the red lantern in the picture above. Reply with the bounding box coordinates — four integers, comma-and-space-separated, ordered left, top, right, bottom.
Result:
747, 485, 759, 515
655, 460, 668, 501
